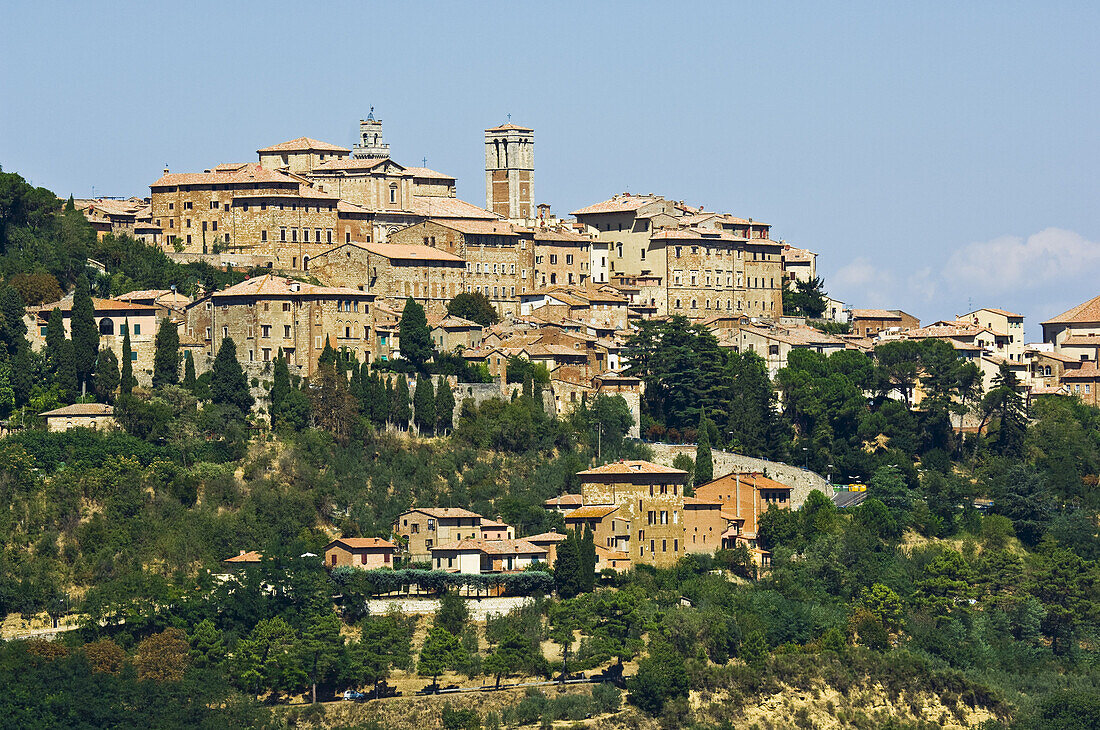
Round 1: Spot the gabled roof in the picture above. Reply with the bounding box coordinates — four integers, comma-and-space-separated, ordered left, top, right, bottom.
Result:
1043, 294, 1100, 326
151, 164, 298, 188
405, 197, 500, 219
426, 218, 518, 236
257, 137, 351, 154
696, 471, 793, 493
572, 194, 666, 216
543, 494, 584, 508
404, 166, 455, 181
327, 537, 395, 550
577, 460, 687, 476
31, 296, 154, 316
310, 157, 402, 173
406, 507, 484, 519
39, 403, 114, 417
207, 274, 370, 301
524, 531, 568, 543
432, 538, 546, 555
223, 550, 263, 563
564, 505, 620, 520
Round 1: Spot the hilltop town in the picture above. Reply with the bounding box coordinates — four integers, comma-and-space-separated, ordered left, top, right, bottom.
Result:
0, 113, 1098, 730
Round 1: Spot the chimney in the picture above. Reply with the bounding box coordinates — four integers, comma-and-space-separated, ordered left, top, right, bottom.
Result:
163, 166, 169, 175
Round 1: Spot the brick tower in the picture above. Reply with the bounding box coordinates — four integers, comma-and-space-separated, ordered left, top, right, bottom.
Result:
485, 121, 533, 220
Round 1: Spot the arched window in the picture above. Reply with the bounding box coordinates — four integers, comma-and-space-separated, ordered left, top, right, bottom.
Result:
303, 255, 310, 271
99, 318, 115, 335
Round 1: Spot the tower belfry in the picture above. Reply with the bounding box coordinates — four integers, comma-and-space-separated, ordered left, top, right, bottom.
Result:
485, 121, 533, 220
353, 108, 390, 159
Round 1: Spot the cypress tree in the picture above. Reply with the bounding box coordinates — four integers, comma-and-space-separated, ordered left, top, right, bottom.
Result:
0, 285, 27, 357
398, 297, 432, 372
56, 339, 78, 402
93, 347, 120, 403
152, 317, 179, 387
270, 353, 291, 423
45, 308, 65, 374
183, 350, 196, 391
695, 409, 714, 486
554, 532, 582, 599
0, 356, 14, 420
210, 337, 254, 414
11, 343, 33, 406
120, 326, 137, 395
581, 525, 596, 591
319, 337, 336, 367
70, 273, 99, 388
435, 376, 455, 434
392, 374, 410, 429
65, 195, 76, 212
413, 376, 435, 436
370, 370, 387, 426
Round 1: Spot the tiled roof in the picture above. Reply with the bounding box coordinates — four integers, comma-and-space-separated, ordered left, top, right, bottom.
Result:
432, 538, 546, 555
83, 198, 144, 216
696, 471, 793, 493
337, 200, 370, 215
116, 288, 171, 300
524, 531, 568, 543
486, 123, 534, 132
257, 137, 351, 153
328, 537, 395, 550
1060, 363, 1100, 379
572, 194, 664, 216
404, 166, 455, 181
31, 296, 154, 315
973, 307, 1023, 318
1043, 295, 1100, 325
683, 496, 723, 506
544, 494, 584, 507
428, 218, 517, 236
578, 460, 687, 476
406, 198, 500, 219
223, 550, 263, 563
564, 505, 620, 520
1060, 335, 1100, 347
851, 309, 903, 320
594, 545, 630, 560
410, 507, 484, 519
151, 164, 298, 188
429, 314, 482, 330
209, 274, 369, 300
1031, 349, 1079, 363
360, 242, 465, 263
533, 229, 591, 243
310, 157, 396, 172
39, 403, 114, 417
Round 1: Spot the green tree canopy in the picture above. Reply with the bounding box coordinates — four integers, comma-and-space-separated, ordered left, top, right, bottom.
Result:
399, 297, 433, 371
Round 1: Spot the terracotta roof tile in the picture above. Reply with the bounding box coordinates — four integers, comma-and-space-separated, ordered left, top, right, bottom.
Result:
406, 198, 500, 219
564, 505, 620, 520
486, 123, 533, 132
358, 242, 465, 263
404, 166, 455, 181
39, 403, 114, 417
257, 137, 351, 153
328, 537, 395, 550
151, 164, 298, 188
578, 460, 687, 477
223, 550, 263, 563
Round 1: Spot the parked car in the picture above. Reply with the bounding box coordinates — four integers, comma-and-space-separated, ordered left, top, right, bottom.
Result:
342, 689, 366, 701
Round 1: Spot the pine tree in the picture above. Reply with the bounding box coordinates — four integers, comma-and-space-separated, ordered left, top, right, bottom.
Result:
399, 297, 433, 372
695, 409, 714, 485
120, 326, 137, 395
435, 376, 455, 434
392, 374, 411, 429
210, 337, 254, 414
183, 350, 196, 391
56, 339, 78, 402
70, 273, 99, 389
93, 347, 120, 403
45, 308, 64, 374
413, 376, 435, 435
152, 317, 179, 387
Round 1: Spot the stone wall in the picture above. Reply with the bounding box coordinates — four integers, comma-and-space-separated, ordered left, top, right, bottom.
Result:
646, 442, 829, 509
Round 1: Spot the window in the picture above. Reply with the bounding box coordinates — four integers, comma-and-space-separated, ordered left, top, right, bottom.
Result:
280, 227, 287, 242
261, 230, 267, 242
261, 325, 271, 338
184, 201, 193, 210
284, 325, 291, 338
130, 351, 137, 361
302, 228, 309, 242
389, 185, 397, 204
133, 324, 141, 335
210, 200, 218, 209
222, 326, 228, 338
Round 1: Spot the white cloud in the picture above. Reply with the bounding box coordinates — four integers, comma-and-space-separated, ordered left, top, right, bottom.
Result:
825, 228, 1100, 336
942, 228, 1100, 295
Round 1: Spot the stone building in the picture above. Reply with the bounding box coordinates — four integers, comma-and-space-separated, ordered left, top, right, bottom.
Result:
780, 244, 817, 284
693, 471, 794, 542
388, 219, 532, 316
485, 122, 533, 221
652, 228, 784, 320
148, 163, 341, 264
572, 194, 681, 277
682, 496, 726, 554
576, 460, 689, 568
39, 403, 116, 433
324, 537, 396, 569
429, 314, 483, 353
25, 295, 160, 386
184, 274, 375, 379
850, 309, 921, 337
257, 136, 351, 175
532, 228, 593, 288
79, 198, 162, 244
307, 241, 466, 316
393, 507, 488, 562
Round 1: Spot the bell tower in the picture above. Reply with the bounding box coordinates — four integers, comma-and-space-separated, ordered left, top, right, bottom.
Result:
353, 108, 390, 159
485, 120, 533, 220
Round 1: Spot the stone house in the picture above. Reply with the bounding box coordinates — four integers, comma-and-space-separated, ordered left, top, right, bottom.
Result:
693, 471, 794, 542
850, 309, 920, 337
39, 403, 116, 432
184, 274, 375, 379
257, 136, 351, 175
25, 295, 160, 386
308, 241, 466, 317
393, 507, 488, 562
429, 314, 483, 353
532, 229, 593, 288
324, 537, 396, 570
431, 538, 547, 574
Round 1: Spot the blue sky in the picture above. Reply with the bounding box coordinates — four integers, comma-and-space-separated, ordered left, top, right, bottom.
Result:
2, 2, 1098, 338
